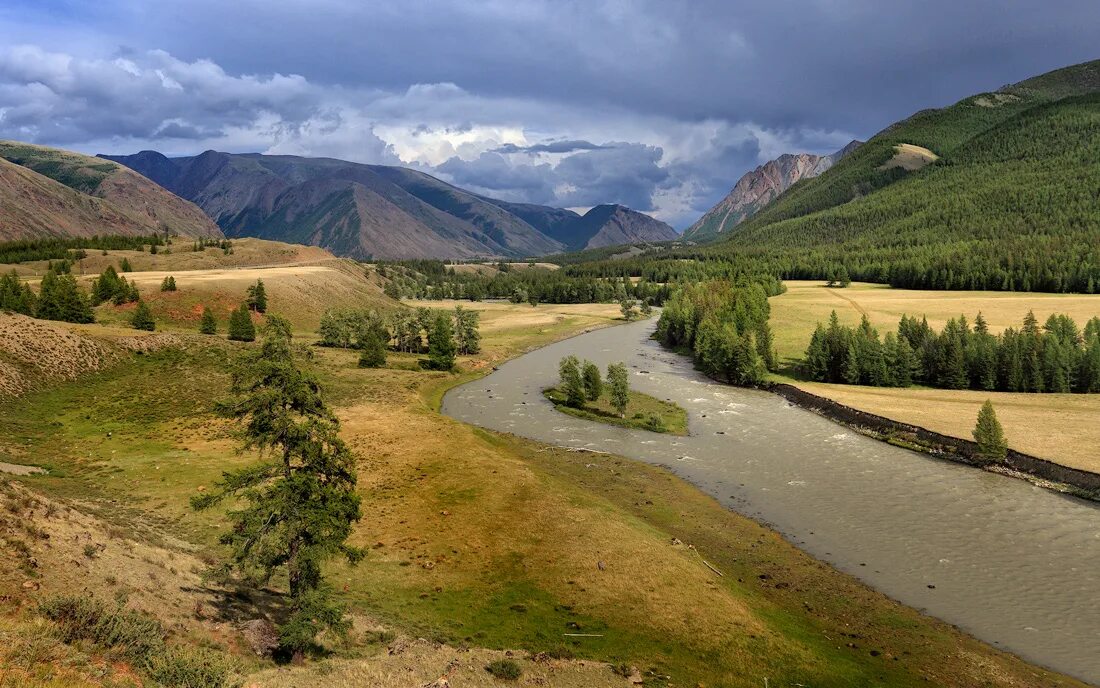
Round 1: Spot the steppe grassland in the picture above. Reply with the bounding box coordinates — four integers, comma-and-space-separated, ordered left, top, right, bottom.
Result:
770, 281, 1100, 470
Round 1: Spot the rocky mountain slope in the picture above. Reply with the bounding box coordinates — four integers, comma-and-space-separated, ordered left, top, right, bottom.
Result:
0, 141, 222, 241
683, 141, 861, 241
102, 151, 678, 259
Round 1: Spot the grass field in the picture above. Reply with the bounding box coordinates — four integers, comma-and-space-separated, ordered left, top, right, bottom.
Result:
769, 281, 1100, 472
543, 385, 689, 434
0, 295, 1084, 687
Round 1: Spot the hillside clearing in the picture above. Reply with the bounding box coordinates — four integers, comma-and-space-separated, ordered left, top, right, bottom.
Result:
770, 281, 1100, 472
878, 143, 939, 171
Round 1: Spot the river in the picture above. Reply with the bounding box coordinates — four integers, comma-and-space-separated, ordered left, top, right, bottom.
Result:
442, 317, 1100, 683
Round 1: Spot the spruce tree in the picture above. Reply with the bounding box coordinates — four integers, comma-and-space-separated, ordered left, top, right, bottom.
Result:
228, 303, 256, 342
606, 362, 630, 418
199, 306, 218, 335
973, 400, 1008, 460
192, 317, 363, 655
160, 275, 177, 292
119, 258, 132, 272
130, 300, 155, 331
581, 360, 602, 401
426, 312, 456, 370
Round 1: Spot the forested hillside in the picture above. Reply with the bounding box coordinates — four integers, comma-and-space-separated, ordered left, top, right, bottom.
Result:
683, 59, 1100, 293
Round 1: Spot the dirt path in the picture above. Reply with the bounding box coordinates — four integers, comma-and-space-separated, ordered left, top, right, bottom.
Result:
824, 287, 868, 316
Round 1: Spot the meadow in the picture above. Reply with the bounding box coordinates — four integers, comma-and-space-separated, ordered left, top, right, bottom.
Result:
0, 286, 1084, 686
770, 281, 1100, 471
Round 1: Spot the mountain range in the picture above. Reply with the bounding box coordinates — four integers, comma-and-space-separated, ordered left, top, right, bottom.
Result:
100, 151, 678, 259
698, 58, 1100, 292
0, 141, 222, 242
683, 140, 861, 241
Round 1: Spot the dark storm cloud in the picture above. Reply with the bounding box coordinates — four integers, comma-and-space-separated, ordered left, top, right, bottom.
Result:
2, 0, 1098, 226
494, 140, 611, 155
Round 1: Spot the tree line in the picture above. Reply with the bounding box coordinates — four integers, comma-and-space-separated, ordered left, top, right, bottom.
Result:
318, 304, 480, 371
804, 310, 1100, 393
378, 261, 671, 306
655, 280, 779, 387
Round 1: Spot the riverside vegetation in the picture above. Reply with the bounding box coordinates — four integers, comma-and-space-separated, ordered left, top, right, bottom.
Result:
1, 259, 1082, 686
544, 355, 688, 434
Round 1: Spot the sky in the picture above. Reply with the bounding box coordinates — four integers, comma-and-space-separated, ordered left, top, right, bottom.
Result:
1, 1, 1097, 228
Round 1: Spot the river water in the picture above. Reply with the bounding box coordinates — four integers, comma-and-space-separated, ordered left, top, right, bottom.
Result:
442, 318, 1100, 683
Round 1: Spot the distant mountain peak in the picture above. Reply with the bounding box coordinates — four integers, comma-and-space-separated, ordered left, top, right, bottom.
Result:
683, 140, 862, 241
102, 150, 675, 259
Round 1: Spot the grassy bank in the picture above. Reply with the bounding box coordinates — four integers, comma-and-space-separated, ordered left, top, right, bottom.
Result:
769, 281, 1100, 473
0, 299, 1087, 687
543, 385, 688, 435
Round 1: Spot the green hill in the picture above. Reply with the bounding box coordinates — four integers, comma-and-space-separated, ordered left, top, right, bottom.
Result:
706, 59, 1100, 292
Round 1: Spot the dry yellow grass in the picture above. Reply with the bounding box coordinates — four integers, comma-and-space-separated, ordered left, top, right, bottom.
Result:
770, 281, 1100, 471
5, 237, 334, 277
879, 143, 939, 171
796, 382, 1100, 473
2, 300, 1087, 686
448, 261, 560, 277
248, 640, 627, 688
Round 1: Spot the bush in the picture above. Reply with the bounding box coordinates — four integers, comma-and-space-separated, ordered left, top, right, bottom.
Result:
39, 594, 164, 662
130, 301, 156, 331
39, 594, 233, 687
485, 659, 522, 681
146, 646, 234, 688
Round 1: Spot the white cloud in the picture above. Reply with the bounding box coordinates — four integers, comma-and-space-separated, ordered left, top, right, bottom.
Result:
0, 43, 856, 227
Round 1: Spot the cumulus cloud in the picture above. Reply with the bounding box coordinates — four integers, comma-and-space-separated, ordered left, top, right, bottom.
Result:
2, 1, 1093, 226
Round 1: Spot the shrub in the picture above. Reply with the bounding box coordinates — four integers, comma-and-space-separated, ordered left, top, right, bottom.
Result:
146, 646, 234, 688
199, 306, 217, 335
130, 301, 155, 331
485, 659, 522, 681
39, 594, 164, 662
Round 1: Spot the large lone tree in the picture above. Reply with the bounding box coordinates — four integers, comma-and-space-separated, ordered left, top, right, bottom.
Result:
193, 317, 363, 655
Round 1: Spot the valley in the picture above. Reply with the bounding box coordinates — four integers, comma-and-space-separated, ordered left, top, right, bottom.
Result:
2, 20, 1100, 688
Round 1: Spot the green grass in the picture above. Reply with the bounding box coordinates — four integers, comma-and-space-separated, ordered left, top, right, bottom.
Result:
1, 314, 1089, 688
542, 386, 688, 435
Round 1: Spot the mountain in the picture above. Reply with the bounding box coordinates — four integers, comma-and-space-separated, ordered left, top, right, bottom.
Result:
102, 151, 677, 260
0, 141, 222, 242
683, 141, 861, 241
700, 59, 1100, 292
486, 200, 678, 251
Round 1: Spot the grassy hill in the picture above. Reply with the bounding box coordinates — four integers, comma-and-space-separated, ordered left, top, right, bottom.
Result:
0, 141, 222, 241
704, 59, 1100, 292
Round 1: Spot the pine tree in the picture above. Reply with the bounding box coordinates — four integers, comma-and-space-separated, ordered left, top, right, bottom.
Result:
130, 300, 155, 331
199, 306, 218, 335
119, 258, 132, 272
0, 270, 34, 315
972, 400, 1008, 460
581, 360, 602, 401
358, 331, 387, 368
35, 271, 94, 324
247, 280, 268, 313
606, 362, 630, 418
426, 312, 456, 371
192, 317, 363, 655
228, 303, 256, 342
160, 275, 177, 292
